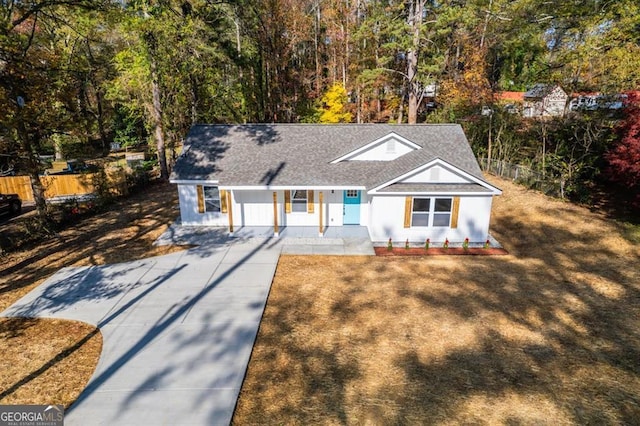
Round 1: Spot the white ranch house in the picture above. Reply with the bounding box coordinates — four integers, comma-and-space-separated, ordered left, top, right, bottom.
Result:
170, 124, 501, 243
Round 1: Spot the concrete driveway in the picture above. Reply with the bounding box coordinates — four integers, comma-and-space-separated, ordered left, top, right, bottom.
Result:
1, 239, 282, 425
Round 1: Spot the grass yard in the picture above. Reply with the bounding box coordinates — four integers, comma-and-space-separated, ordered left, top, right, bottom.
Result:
0, 181, 183, 407
234, 176, 640, 425
0, 175, 638, 420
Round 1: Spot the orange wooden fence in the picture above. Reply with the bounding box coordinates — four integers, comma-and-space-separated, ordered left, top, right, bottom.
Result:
0, 170, 127, 204
0, 176, 33, 202
41, 174, 95, 200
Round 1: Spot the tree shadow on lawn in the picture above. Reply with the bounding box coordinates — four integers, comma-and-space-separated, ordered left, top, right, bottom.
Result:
0, 236, 239, 409
0, 256, 188, 405
0, 182, 183, 313
233, 266, 364, 425
235, 200, 640, 423
0, 184, 240, 407
383, 208, 640, 423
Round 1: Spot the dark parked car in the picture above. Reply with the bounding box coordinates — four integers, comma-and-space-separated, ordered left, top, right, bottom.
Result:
0, 193, 22, 216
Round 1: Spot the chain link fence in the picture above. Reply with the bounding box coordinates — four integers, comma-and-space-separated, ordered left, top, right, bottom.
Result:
479, 158, 563, 198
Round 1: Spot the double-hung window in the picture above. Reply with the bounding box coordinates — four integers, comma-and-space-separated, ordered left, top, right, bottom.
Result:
203, 186, 221, 213
411, 197, 452, 227
433, 198, 452, 226
411, 198, 430, 226
291, 190, 307, 212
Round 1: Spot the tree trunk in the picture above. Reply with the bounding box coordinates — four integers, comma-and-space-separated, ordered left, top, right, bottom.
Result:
54, 137, 64, 161
150, 57, 169, 180
28, 166, 48, 219
314, 0, 321, 95
486, 113, 492, 171
16, 113, 48, 220
479, 0, 493, 49
356, 86, 361, 123
95, 85, 109, 153
407, 0, 424, 124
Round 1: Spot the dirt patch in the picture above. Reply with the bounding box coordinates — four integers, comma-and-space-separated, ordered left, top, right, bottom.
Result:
234, 175, 640, 425
0, 181, 183, 406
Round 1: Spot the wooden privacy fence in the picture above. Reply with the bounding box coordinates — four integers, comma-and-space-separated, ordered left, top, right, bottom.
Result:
0, 169, 127, 204
0, 176, 32, 202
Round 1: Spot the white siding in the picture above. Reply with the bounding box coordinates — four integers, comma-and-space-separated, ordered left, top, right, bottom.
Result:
178, 187, 338, 229
455, 196, 493, 241
283, 190, 319, 226
177, 185, 494, 243
368, 194, 493, 243
234, 190, 275, 226
177, 184, 229, 226
359, 191, 370, 226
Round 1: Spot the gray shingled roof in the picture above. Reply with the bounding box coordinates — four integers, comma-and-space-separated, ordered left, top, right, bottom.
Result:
524, 84, 558, 99
170, 124, 487, 190
380, 183, 493, 193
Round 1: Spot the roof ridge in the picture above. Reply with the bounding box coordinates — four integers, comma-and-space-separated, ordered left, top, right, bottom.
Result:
171, 124, 482, 189
190, 123, 462, 127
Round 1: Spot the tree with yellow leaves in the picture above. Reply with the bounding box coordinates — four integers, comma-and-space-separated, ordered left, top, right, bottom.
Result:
318, 83, 353, 123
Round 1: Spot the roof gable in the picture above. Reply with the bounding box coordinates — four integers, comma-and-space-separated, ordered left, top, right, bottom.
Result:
330, 132, 421, 163
370, 158, 502, 195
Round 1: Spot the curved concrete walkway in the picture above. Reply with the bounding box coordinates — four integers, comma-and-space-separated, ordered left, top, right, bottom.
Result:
2, 239, 282, 425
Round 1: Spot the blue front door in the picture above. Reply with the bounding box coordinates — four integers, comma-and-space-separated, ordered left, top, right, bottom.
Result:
343, 190, 361, 225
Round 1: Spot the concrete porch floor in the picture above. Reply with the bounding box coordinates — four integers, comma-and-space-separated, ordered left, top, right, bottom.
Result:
155, 223, 375, 256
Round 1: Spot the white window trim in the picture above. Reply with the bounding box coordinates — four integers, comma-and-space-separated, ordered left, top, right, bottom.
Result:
411, 197, 452, 227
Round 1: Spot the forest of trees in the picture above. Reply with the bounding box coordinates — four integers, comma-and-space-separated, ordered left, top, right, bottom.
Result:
1, 0, 639, 216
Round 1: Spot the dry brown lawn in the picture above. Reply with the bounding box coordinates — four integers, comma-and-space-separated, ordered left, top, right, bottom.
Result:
0, 182, 183, 407
234, 176, 640, 425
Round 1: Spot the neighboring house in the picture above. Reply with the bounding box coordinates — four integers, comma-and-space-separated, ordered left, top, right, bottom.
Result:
495, 91, 525, 114
496, 91, 525, 103
569, 93, 600, 111
170, 124, 502, 243
522, 84, 568, 118
569, 92, 628, 112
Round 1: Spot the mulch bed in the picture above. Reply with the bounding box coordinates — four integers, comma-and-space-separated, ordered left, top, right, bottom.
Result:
374, 246, 509, 256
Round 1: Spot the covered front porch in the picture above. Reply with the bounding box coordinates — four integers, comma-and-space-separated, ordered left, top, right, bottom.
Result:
155, 223, 374, 255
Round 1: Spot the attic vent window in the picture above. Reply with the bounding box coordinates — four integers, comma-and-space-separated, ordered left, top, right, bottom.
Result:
386, 139, 396, 153
431, 167, 440, 180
